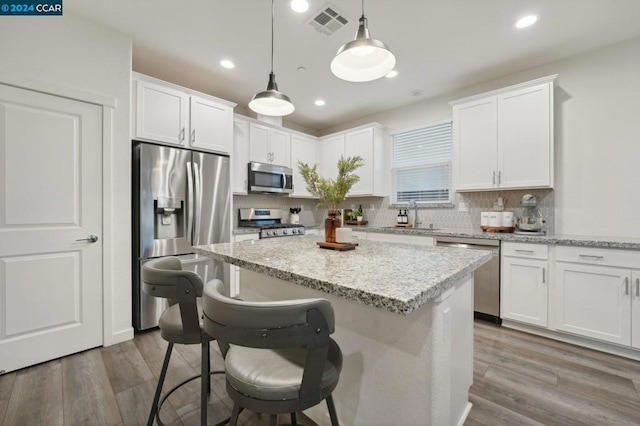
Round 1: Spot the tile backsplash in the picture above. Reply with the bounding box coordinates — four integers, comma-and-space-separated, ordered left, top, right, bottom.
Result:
234, 189, 554, 233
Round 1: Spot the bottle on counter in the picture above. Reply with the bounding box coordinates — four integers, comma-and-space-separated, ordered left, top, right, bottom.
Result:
402, 209, 408, 224
397, 210, 403, 224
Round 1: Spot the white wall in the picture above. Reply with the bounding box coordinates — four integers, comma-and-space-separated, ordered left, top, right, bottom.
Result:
321, 37, 640, 238
0, 13, 133, 343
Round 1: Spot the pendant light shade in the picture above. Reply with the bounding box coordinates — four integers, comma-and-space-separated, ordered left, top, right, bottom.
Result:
249, 0, 294, 116
331, 3, 396, 82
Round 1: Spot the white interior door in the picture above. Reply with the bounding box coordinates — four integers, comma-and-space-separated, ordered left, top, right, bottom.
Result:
0, 84, 103, 373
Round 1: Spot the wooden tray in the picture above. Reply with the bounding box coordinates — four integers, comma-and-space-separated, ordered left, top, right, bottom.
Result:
481, 226, 515, 233
317, 241, 358, 251
394, 223, 413, 228
344, 220, 368, 226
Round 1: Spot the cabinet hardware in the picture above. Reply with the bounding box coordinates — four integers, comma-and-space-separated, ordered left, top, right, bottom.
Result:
542, 267, 546, 283
498, 171, 502, 184
625, 277, 629, 296
578, 254, 604, 260
515, 249, 535, 254
636, 278, 640, 297
180, 127, 185, 142
492, 171, 496, 184
191, 129, 196, 142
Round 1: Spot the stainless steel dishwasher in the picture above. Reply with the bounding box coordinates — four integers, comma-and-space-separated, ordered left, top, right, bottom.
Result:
436, 236, 501, 324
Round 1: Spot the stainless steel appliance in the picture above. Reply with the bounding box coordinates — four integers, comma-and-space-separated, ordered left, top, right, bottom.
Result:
133, 142, 231, 330
248, 161, 293, 194
514, 193, 546, 235
436, 236, 501, 323
238, 208, 305, 239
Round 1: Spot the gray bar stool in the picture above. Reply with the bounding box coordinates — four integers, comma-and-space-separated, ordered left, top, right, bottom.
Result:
142, 257, 226, 426
202, 279, 343, 426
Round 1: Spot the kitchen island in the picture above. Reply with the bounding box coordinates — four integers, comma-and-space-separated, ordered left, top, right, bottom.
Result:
194, 235, 492, 426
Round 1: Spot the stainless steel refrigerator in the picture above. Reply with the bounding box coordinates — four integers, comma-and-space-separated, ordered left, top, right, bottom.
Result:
132, 142, 231, 330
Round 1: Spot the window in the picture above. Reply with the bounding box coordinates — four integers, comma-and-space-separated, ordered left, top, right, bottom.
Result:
392, 120, 452, 204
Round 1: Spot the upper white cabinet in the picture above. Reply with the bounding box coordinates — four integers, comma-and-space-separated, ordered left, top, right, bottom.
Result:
290, 133, 318, 197
232, 118, 250, 194
319, 123, 387, 197
249, 122, 291, 167
452, 75, 556, 191
132, 73, 235, 154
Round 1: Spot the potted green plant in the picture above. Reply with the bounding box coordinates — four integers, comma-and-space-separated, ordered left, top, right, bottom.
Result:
298, 155, 364, 243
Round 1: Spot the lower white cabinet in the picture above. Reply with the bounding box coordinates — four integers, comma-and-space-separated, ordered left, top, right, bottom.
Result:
229, 233, 259, 296
552, 246, 640, 348
632, 271, 640, 349
554, 262, 631, 346
501, 243, 548, 327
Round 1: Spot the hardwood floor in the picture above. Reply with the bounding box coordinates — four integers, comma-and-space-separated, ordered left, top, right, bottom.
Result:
1, 321, 639, 425
467, 321, 640, 426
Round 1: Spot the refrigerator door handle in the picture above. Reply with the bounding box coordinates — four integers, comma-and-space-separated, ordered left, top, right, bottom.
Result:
193, 161, 202, 245
186, 161, 194, 244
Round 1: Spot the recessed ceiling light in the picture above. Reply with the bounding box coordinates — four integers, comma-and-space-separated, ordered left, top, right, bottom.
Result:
290, 0, 309, 13
297, 66, 307, 72
220, 60, 235, 69
315, 99, 326, 106
515, 15, 538, 29
409, 90, 423, 97
385, 70, 398, 78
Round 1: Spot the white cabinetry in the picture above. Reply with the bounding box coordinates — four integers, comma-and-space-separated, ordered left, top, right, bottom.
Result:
452, 75, 556, 191
132, 73, 235, 154
290, 133, 318, 197
319, 123, 387, 197
553, 246, 640, 347
229, 233, 259, 297
501, 243, 548, 327
249, 122, 291, 167
232, 118, 250, 194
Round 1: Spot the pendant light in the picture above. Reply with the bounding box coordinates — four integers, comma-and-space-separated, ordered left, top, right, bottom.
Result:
249, 0, 295, 116
331, 0, 396, 82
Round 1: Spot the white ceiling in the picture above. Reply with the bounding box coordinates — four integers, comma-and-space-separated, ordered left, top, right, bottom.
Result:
66, 0, 640, 132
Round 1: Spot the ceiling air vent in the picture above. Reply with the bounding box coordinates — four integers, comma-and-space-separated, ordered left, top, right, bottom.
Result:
308, 4, 350, 36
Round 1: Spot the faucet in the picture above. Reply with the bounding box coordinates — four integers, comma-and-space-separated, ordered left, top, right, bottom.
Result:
409, 199, 422, 228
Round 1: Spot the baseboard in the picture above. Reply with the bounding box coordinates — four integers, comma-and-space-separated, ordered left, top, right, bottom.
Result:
107, 327, 134, 346
502, 320, 640, 361
457, 402, 473, 426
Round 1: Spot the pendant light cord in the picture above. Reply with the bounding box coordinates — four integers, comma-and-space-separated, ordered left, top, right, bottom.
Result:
361, 0, 365, 19
270, 0, 274, 73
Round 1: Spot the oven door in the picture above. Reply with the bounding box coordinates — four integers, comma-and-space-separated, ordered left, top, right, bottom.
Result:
248, 162, 293, 194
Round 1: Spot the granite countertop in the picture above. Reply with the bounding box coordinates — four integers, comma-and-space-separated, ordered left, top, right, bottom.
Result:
349, 226, 640, 250
194, 235, 492, 315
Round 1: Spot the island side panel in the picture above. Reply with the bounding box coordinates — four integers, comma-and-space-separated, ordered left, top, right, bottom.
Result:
239, 268, 474, 426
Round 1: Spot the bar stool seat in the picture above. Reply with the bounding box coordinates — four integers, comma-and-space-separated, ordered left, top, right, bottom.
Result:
157, 301, 204, 344
203, 279, 343, 426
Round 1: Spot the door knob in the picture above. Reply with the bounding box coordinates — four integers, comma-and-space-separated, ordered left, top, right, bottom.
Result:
76, 234, 99, 243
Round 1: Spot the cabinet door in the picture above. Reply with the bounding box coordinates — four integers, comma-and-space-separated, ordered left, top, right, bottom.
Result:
291, 133, 317, 197
135, 79, 188, 146
501, 257, 548, 327
249, 122, 270, 163
632, 271, 640, 349
498, 83, 552, 189
320, 134, 345, 179
189, 96, 233, 154
554, 263, 631, 345
270, 128, 291, 167
232, 118, 250, 194
453, 97, 498, 190
345, 127, 374, 196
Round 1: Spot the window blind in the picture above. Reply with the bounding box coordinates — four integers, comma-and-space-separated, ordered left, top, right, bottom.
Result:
392, 121, 452, 203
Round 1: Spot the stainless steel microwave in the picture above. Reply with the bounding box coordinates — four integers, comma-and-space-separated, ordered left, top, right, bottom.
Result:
248, 161, 293, 194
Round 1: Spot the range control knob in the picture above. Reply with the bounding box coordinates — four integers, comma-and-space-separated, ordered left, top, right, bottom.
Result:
283, 229, 289, 234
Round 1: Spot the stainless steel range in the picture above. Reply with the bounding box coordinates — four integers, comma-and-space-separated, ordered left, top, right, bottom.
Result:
238, 208, 305, 239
